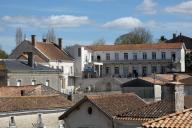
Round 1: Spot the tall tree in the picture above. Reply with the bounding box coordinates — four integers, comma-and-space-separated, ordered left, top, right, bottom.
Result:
15, 27, 24, 46
114, 27, 152, 44
46, 28, 56, 43
0, 48, 8, 59
92, 38, 106, 45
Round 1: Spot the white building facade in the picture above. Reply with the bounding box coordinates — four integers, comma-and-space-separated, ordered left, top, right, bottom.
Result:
67, 43, 185, 78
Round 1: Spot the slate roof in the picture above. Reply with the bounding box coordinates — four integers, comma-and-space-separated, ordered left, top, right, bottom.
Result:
35, 42, 73, 61
166, 35, 192, 49
86, 43, 183, 51
0, 59, 60, 73
115, 96, 192, 122
142, 108, 192, 128
59, 93, 147, 120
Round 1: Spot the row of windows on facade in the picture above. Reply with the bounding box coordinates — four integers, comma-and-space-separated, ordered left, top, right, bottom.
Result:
16, 80, 50, 86
96, 52, 176, 61
105, 66, 166, 75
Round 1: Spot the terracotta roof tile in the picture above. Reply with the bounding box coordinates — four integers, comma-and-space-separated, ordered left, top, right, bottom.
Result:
115, 96, 192, 122
35, 42, 73, 61
88, 93, 147, 117
86, 43, 183, 51
0, 95, 72, 112
142, 108, 192, 128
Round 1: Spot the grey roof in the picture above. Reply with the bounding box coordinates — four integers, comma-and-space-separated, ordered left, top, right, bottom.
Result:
1, 59, 61, 73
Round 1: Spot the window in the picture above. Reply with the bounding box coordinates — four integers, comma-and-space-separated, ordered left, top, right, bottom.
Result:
124, 53, 128, 60
152, 66, 157, 73
114, 67, 119, 74
45, 80, 50, 86
161, 52, 166, 60
143, 52, 147, 60
17, 80, 21, 86
161, 66, 166, 74
115, 53, 119, 60
106, 53, 110, 60
61, 78, 65, 89
171, 52, 176, 61
70, 66, 73, 75
123, 66, 128, 75
133, 53, 137, 60
97, 55, 101, 61
106, 67, 110, 74
31, 80, 36, 85
78, 48, 81, 57
152, 52, 156, 60
61, 66, 64, 72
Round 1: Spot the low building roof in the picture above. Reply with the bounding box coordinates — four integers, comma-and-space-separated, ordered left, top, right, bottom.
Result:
142, 108, 192, 128
86, 43, 184, 51
0, 59, 60, 73
0, 95, 72, 112
59, 93, 147, 120
35, 42, 73, 61
115, 96, 192, 122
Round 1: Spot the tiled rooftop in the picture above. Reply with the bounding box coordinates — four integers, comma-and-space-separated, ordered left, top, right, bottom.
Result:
115, 96, 192, 122
86, 43, 183, 51
36, 42, 73, 61
142, 108, 192, 128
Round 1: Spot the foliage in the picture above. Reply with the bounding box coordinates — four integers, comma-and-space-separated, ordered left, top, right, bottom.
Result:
92, 38, 106, 45
15, 27, 24, 46
114, 27, 152, 44
0, 49, 8, 59
185, 52, 192, 71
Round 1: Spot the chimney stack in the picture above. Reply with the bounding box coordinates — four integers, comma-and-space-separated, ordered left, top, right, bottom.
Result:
173, 33, 176, 39
27, 52, 33, 67
42, 38, 47, 43
58, 38, 62, 50
9, 116, 16, 128
31, 35, 36, 47
162, 74, 184, 113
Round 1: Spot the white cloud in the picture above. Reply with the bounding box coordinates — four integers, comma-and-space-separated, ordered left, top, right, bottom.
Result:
137, 0, 157, 15
102, 17, 142, 29
1, 15, 91, 28
165, 1, 192, 14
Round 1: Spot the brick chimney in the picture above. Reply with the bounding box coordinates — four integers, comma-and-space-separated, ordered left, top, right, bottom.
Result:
31, 35, 36, 47
161, 74, 184, 112
58, 38, 62, 50
27, 52, 33, 67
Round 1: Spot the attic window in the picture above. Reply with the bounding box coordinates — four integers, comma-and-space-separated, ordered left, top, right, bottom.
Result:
88, 107, 92, 115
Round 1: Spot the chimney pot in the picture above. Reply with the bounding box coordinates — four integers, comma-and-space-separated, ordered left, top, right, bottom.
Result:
31, 35, 36, 47
42, 38, 46, 42
58, 38, 62, 50
173, 33, 176, 39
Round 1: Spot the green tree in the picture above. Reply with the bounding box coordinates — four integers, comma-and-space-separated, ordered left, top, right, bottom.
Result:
185, 52, 192, 72
114, 27, 152, 44
0, 49, 8, 59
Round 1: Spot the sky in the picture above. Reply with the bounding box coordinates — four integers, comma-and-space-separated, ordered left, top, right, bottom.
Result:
1, 0, 192, 53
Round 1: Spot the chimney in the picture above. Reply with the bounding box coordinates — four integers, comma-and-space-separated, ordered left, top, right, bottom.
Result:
162, 74, 184, 112
173, 33, 176, 39
42, 38, 46, 43
31, 35, 36, 47
9, 116, 16, 128
27, 52, 33, 67
36, 113, 44, 128
58, 38, 62, 50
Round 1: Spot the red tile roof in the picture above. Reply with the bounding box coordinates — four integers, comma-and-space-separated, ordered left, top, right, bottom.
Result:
86, 43, 183, 51
115, 96, 192, 122
0, 95, 72, 112
59, 93, 147, 120
142, 108, 192, 128
35, 42, 73, 61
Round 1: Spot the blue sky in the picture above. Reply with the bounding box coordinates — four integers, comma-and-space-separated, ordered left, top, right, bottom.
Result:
1, 0, 192, 53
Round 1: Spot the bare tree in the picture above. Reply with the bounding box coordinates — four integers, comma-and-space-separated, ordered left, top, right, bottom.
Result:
46, 28, 57, 43
15, 27, 24, 46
